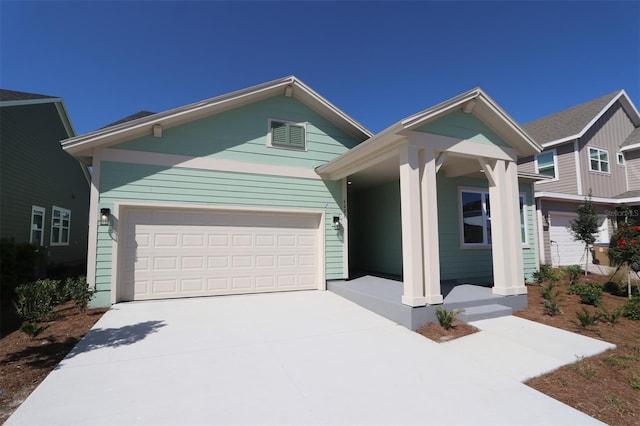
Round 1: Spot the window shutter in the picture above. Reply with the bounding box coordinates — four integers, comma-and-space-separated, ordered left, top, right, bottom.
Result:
271, 121, 288, 146
288, 124, 305, 148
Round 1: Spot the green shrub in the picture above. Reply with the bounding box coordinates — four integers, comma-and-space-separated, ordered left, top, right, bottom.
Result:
14, 279, 59, 323
541, 281, 560, 301
599, 305, 623, 325
532, 264, 561, 284
65, 276, 94, 313
603, 281, 627, 297
563, 265, 582, 286
435, 307, 464, 330
543, 299, 562, 316
571, 307, 600, 328
570, 284, 603, 306
20, 322, 50, 338
621, 296, 640, 320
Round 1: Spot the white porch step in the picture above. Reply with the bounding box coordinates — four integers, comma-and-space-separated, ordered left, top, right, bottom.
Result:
457, 304, 512, 323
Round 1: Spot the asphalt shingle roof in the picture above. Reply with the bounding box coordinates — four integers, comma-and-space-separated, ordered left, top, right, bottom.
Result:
0, 89, 57, 102
522, 90, 621, 145
101, 111, 157, 129
621, 126, 640, 148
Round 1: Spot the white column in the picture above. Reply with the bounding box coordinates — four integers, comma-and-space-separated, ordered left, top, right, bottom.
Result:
489, 160, 527, 296
399, 144, 426, 306
420, 149, 443, 304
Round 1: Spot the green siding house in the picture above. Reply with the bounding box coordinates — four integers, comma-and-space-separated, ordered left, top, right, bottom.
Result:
61, 77, 542, 326
1, 90, 89, 270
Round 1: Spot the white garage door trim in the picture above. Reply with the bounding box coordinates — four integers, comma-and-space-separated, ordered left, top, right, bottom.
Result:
110, 201, 326, 303
548, 211, 609, 267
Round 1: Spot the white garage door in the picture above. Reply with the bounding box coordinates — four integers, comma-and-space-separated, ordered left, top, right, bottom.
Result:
548, 212, 609, 267
119, 208, 322, 301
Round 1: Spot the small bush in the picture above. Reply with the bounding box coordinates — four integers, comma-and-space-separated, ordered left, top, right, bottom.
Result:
570, 284, 603, 306
621, 296, 640, 320
20, 322, 50, 338
563, 265, 582, 286
65, 276, 94, 313
599, 305, 623, 325
543, 299, 562, 316
435, 307, 464, 330
14, 279, 59, 323
571, 307, 600, 328
603, 281, 627, 297
532, 264, 561, 284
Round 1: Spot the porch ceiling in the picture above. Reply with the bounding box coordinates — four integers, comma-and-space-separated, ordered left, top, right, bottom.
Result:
346, 153, 486, 190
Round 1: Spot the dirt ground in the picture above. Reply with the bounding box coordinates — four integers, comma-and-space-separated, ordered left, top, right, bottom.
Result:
516, 274, 640, 426
0, 302, 108, 424
1, 274, 639, 425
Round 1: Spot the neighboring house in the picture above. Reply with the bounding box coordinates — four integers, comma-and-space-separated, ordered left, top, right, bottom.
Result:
0, 89, 90, 269
61, 76, 541, 312
518, 91, 640, 267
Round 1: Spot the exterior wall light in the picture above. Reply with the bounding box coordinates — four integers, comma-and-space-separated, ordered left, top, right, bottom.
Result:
333, 216, 340, 230
100, 208, 111, 226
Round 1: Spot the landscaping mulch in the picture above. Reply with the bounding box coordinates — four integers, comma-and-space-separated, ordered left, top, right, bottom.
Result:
516, 274, 640, 426
416, 321, 479, 342
0, 302, 108, 424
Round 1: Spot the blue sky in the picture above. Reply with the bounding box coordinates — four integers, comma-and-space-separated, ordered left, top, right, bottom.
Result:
1, 1, 639, 135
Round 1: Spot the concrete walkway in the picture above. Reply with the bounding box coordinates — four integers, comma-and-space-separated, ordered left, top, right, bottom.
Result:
6, 291, 613, 425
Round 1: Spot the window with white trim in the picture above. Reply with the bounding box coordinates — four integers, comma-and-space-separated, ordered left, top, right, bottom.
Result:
51, 206, 71, 246
30, 206, 45, 246
460, 189, 528, 246
617, 152, 625, 165
588, 147, 609, 173
267, 119, 306, 150
534, 150, 557, 180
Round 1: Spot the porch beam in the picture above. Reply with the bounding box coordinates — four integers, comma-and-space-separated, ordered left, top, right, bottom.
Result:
399, 143, 426, 306
420, 148, 443, 304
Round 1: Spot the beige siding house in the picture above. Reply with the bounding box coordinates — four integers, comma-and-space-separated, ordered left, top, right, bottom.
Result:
517, 90, 640, 267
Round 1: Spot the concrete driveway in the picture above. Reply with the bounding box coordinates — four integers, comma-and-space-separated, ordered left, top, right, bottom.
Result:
7, 291, 610, 425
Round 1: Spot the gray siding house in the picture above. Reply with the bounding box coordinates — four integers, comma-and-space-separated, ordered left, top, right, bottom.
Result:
517, 90, 640, 267
0, 89, 90, 269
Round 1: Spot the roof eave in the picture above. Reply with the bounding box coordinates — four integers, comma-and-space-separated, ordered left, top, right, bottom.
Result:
62, 76, 372, 158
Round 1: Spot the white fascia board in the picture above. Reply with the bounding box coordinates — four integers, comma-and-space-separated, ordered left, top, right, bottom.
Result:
534, 191, 639, 205
62, 76, 372, 158
621, 143, 640, 152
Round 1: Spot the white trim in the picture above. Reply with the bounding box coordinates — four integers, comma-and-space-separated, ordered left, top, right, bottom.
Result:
111, 201, 327, 303
574, 141, 583, 195
86, 152, 102, 291
587, 146, 610, 174
621, 142, 640, 152
536, 198, 545, 266
534, 149, 558, 182
100, 148, 322, 180
617, 152, 625, 165
535, 191, 640, 204
62, 76, 372, 156
0, 97, 63, 108
341, 178, 349, 279
267, 118, 308, 151
50, 205, 71, 246
29, 205, 45, 246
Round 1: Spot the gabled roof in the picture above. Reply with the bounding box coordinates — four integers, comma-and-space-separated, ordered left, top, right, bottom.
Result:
523, 90, 640, 148
0, 88, 57, 102
102, 111, 157, 128
317, 87, 541, 180
621, 127, 640, 151
62, 76, 373, 159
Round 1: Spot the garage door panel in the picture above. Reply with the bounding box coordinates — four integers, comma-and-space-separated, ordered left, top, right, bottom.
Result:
549, 212, 608, 267
120, 208, 320, 301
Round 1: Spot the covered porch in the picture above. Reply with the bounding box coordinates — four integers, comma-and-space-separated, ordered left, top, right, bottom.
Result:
317, 88, 542, 327
328, 274, 527, 329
